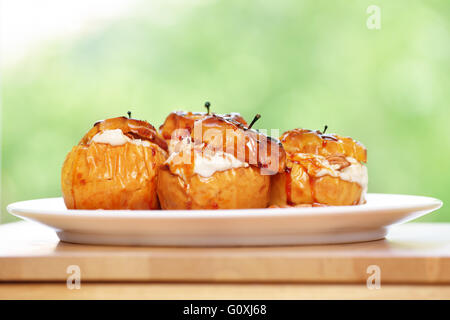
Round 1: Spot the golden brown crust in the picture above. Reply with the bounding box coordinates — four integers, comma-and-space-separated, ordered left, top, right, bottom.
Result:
81, 116, 168, 152
280, 128, 367, 163
157, 166, 270, 209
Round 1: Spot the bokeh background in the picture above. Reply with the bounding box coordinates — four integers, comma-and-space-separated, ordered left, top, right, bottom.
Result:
1, 0, 449, 223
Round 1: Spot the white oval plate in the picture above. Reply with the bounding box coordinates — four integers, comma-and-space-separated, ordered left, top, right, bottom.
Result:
7, 194, 442, 246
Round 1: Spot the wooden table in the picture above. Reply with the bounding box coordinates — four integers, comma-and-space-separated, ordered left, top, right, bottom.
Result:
1, 221, 450, 299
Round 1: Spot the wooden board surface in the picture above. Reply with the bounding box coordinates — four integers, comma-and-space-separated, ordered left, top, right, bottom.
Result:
1, 283, 450, 300
0, 221, 450, 284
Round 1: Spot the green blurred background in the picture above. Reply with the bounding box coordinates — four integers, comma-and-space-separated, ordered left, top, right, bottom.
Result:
1, 0, 449, 223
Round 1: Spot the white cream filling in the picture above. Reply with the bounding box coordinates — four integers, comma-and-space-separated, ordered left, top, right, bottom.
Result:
91, 129, 151, 147
193, 151, 249, 177
314, 157, 367, 188
312, 155, 368, 203
294, 153, 368, 203
165, 138, 249, 177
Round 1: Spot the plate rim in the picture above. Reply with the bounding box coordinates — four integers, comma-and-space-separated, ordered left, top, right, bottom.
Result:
6, 193, 443, 220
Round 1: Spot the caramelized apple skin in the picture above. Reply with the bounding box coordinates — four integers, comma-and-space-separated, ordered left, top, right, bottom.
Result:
312, 175, 363, 205
62, 142, 167, 209
62, 116, 168, 210
269, 160, 363, 206
157, 166, 270, 209
280, 129, 367, 163
157, 111, 286, 210
159, 111, 247, 140
160, 111, 286, 175
269, 160, 313, 206
81, 116, 168, 152
270, 128, 367, 207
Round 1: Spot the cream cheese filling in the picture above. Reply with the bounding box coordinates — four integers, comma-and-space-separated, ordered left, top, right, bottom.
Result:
294, 153, 368, 203
91, 129, 151, 147
193, 150, 249, 177
314, 156, 368, 191
166, 138, 249, 178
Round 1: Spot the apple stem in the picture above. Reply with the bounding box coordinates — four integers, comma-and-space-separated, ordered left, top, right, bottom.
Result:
247, 114, 261, 130
204, 101, 211, 115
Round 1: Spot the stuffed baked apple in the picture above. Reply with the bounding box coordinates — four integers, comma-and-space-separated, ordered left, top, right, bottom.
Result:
270, 127, 368, 206
157, 104, 285, 209
61, 115, 168, 209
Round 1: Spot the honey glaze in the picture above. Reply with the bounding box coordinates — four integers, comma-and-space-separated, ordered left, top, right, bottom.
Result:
183, 178, 193, 210
284, 167, 293, 205
161, 111, 286, 174
277, 127, 368, 207
159, 111, 248, 140
283, 161, 318, 205
280, 128, 367, 163
283, 154, 367, 206
82, 116, 168, 152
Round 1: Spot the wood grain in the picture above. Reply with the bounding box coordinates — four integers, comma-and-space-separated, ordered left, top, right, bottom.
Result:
0, 221, 450, 284
1, 283, 450, 300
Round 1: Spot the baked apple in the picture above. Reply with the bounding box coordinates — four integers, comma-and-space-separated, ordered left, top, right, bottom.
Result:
160, 104, 247, 154
61, 116, 168, 209
270, 128, 368, 206
157, 107, 286, 209
159, 108, 248, 142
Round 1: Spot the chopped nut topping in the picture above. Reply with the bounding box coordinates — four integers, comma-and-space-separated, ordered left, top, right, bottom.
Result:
326, 154, 351, 170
